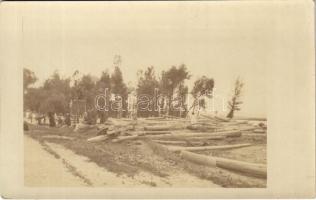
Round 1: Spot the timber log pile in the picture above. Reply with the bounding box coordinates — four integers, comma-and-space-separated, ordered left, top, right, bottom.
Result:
84, 114, 267, 179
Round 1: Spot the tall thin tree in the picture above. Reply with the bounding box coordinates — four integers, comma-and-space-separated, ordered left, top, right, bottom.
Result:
226, 77, 244, 118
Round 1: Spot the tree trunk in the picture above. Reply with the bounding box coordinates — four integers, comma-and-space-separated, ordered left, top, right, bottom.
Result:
180, 150, 266, 178
226, 109, 234, 118
168, 143, 251, 152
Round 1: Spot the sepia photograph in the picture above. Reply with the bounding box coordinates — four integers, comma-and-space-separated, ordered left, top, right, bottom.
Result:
0, 0, 315, 198
22, 1, 267, 188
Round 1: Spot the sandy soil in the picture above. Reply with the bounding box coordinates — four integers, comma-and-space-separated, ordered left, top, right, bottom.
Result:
24, 135, 219, 187
24, 136, 87, 187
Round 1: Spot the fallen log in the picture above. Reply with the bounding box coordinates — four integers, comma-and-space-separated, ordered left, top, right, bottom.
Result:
173, 130, 242, 138
146, 130, 241, 140
215, 116, 231, 122
74, 123, 97, 132
216, 158, 266, 178
187, 124, 215, 132
180, 149, 217, 166
180, 150, 266, 178
168, 143, 251, 152
183, 135, 226, 140
42, 135, 74, 140
253, 129, 266, 133
190, 122, 217, 126
106, 126, 134, 136
144, 125, 172, 131
87, 135, 108, 142
234, 117, 267, 121
153, 140, 207, 146
242, 133, 267, 137
111, 131, 173, 143
144, 131, 172, 135
147, 134, 226, 141
240, 127, 257, 132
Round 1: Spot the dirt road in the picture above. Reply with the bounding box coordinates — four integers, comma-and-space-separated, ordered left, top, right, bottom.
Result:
24, 135, 87, 186
24, 135, 219, 187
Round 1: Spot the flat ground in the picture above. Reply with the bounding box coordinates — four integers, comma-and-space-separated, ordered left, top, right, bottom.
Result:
24, 119, 266, 188
24, 134, 219, 187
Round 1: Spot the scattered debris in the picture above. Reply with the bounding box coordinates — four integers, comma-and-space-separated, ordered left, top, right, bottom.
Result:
26, 115, 267, 187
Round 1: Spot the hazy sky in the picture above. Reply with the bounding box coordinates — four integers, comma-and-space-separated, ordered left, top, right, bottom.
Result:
19, 2, 271, 117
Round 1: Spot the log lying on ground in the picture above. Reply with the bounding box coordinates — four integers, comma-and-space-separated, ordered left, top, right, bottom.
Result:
106, 126, 135, 136
190, 122, 217, 126
221, 122, 248, 126
174, 130, 242, 138
183, 135, 226, 140
215, 116, 231, 122
42, 135, 74, 140
144, 125, 173, 131
233, 117, 267, 121
240, 127, 257, 132
180, 149, 217, 166
253, 129, 266, 133
144, 131, 172, 135
216, 157, 266, 178
87, 135, 108, 142
168, 143, 251, 152
145, 130, 241, 140
187, 124, 215, 132
242, 133, 267, 137
74, 123, 97, 132
153, 140, 206, 146
147, 134, 226, 141
180, 150, 266, 178
112, 131, 226, 142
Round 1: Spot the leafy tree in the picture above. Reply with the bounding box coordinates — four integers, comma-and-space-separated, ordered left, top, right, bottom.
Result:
111, 66, 128, 118
189, 76, 215, 115
23, 68, 37, 92
160, 64, 190, 116
72, 74, 96, 109
173, 83, 189, 117
43, 71, 71, 100
40, 71, 72, 114
39, 93, 69, 114
23, 68, 38, 111
96, 71, 111, 122
226, 77, 244, 118
136, 66, 159, 117
24, 87, 47, 112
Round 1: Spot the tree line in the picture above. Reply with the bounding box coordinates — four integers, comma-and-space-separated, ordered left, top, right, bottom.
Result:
24, 59, 243, 123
